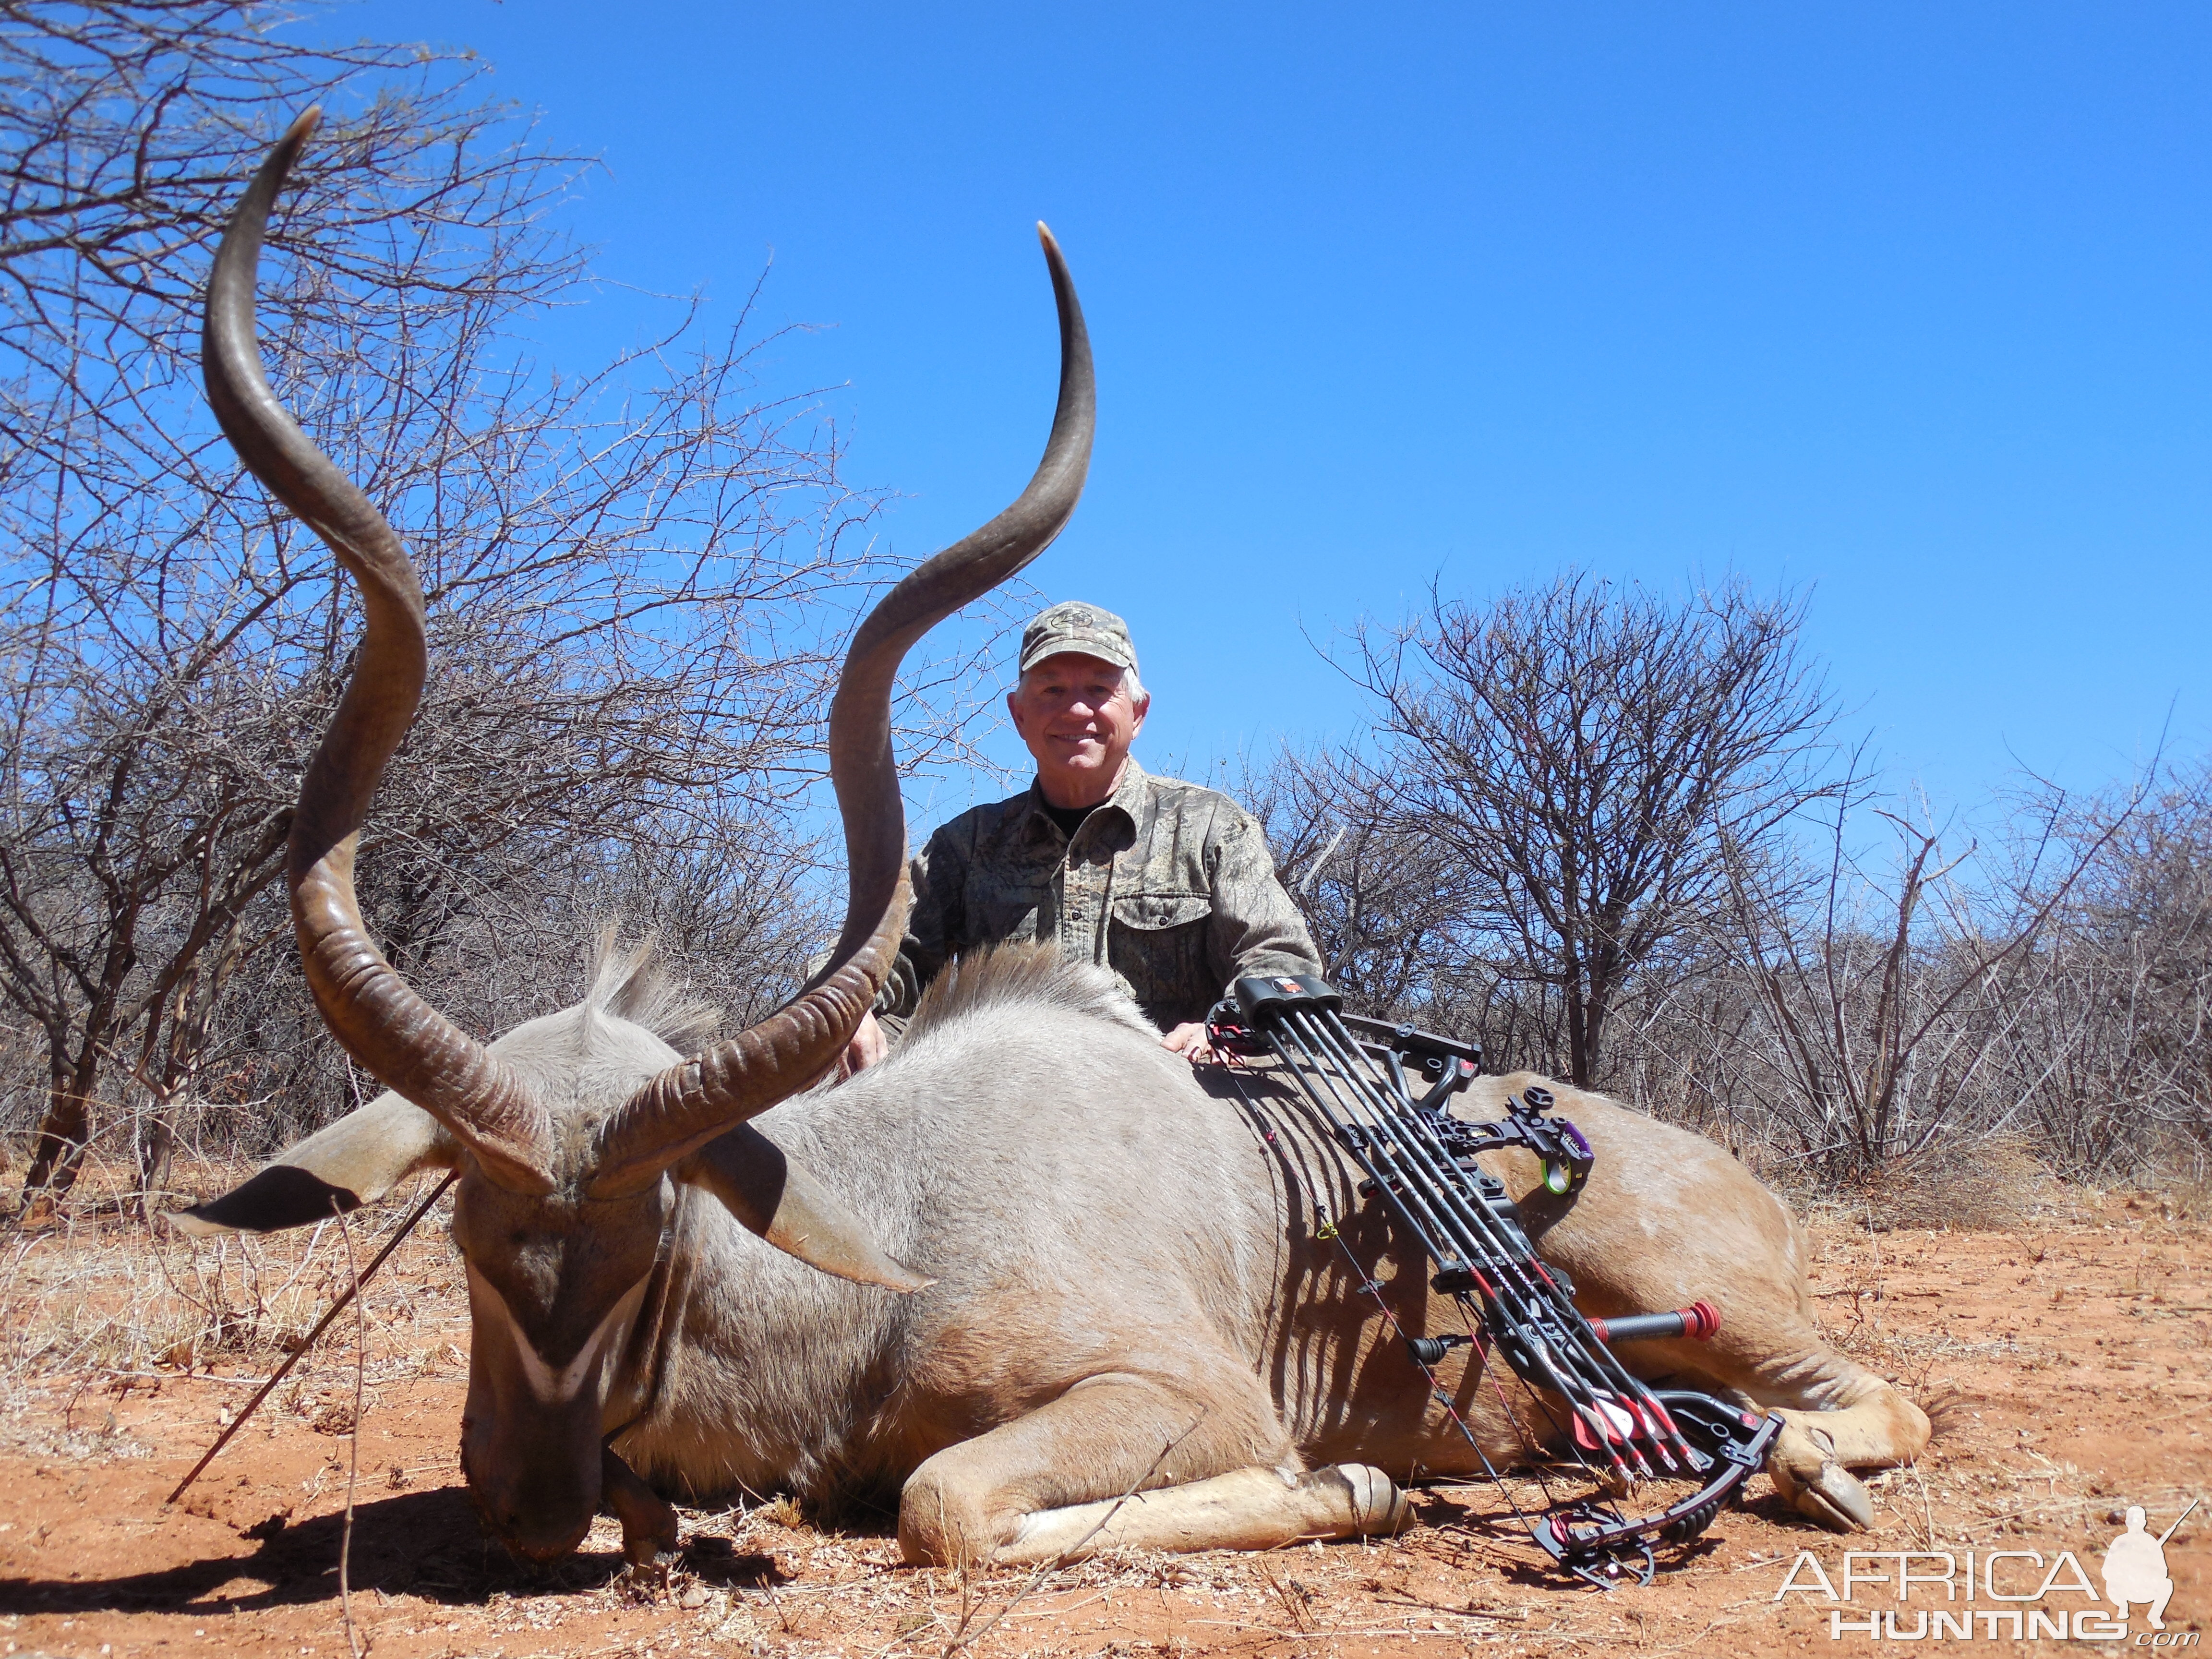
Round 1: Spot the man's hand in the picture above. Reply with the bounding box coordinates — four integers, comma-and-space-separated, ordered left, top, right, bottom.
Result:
1161, 1021, 1219, 1067
840, 1010, 887, 1080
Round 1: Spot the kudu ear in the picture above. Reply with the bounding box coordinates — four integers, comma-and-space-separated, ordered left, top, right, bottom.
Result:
681, 1126, 934, 1293
173, 1091, 458, 1235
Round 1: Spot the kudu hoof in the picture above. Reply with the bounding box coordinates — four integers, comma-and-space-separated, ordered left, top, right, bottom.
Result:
1317, 1463, 1411, 1537
1770, 1455, 1875, 1531
603, 1445, 681, 1568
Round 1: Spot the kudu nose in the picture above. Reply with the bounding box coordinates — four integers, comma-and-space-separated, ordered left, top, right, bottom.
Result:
502, 1508, 595, 1563
461, 1417, 601, 1563
465, 1474, 597, 1563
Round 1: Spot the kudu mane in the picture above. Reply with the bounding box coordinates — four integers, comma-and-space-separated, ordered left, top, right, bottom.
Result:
579, 928, 721, 1057
900, 940, 1157, 1047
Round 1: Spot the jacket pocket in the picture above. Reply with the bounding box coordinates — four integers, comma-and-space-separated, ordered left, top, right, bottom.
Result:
1106, 892, 1213, 1024
1109, 892, 1212, 932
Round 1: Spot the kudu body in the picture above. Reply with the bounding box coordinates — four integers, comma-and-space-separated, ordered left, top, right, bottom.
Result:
181, 115, 1928, 1571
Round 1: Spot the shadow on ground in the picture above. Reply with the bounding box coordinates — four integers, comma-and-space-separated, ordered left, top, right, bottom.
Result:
0, 1484, 771, 1615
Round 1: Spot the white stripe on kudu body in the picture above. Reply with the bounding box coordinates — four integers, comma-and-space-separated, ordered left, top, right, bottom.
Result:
467, 1265, 649, 1405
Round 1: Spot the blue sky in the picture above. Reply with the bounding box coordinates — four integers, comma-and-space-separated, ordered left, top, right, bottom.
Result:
332, 1, 2208, 824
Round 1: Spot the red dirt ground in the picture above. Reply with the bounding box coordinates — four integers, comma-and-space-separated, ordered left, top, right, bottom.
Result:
0, 1181, 2202, 1658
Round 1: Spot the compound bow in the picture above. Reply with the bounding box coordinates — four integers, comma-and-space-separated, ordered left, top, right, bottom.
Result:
1206, 972, 1778, 1587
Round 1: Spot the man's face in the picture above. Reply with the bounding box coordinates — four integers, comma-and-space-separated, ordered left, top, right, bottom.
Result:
1007, 652, 1149, 808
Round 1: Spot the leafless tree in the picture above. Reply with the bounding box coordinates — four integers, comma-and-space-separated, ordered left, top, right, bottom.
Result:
0, 4, 1000, 1209
1717, 812, 2016, 1173
1978, 768, 2212, 1177
0, 0, 571, 1200
1347, 573, 1839, 1086
1258, 570, 2209, 1190
1242, 744, 1482, 1021
1592, 768, 2131, 1184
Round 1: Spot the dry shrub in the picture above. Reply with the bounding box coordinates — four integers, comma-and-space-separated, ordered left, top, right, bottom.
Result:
1846, 1137, 2061, 1233
2132, 1136, 2212, 1223
0, 1157, 320, 1380
756, 1494, 806, 1530
2160, 1179, 2212, 1224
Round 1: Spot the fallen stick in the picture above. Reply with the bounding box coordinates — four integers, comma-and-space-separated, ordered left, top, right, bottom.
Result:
165, 1171, 457, 1506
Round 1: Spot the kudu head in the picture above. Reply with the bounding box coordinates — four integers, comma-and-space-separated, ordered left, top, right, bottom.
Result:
176, 108, 1094, 1562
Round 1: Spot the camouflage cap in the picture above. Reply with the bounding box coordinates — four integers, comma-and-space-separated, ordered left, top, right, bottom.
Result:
1017, 600, 1138, 675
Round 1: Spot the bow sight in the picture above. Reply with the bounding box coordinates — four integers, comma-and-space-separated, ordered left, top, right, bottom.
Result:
1206, 973, 1779, 1587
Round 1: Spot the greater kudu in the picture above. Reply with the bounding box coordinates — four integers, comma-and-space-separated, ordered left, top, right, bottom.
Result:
181, 113, 1929, 1572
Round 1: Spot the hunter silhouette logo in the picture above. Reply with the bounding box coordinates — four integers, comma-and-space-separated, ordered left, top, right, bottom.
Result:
2105, 1500, 2196, 1631
1774, 1496, 2199, 1642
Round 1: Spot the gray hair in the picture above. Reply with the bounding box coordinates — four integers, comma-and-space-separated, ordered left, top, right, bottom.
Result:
1015, 660, 1146, 704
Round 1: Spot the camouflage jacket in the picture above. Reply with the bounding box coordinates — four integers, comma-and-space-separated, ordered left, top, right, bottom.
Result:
876, 760, 1322, 1031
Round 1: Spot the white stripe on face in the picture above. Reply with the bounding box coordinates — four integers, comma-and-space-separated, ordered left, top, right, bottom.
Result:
466, 1264, 650, 1405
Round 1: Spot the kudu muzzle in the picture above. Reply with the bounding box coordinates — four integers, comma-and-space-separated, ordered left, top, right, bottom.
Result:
458, 1258, 660, 1558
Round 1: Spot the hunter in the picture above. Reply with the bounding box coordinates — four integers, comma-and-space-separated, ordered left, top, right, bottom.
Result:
843, 601, 1321, 1072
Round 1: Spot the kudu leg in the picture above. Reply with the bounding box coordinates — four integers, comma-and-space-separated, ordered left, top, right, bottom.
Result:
897, 1371, 1406, 1566
1655, 1327, 1932, 1531
1001, 1462, 1406, 1563
1761, 1375, 1933, 1532
602, 1444, 680, 1567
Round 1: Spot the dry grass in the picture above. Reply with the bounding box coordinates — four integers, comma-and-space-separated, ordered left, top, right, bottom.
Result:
1771, 1136, 2079, 1235
2152, 1158, 2212, 1224
1851, 1135, 2066, 1232
0, 1154, 468, 1461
